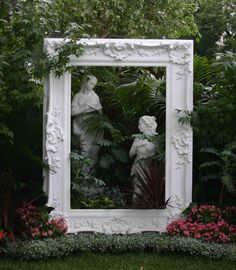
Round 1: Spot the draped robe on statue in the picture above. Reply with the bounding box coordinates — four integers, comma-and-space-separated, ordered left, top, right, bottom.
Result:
71, 88, 102, 171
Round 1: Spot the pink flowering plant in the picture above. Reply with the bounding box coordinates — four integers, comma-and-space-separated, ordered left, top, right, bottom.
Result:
16, 203, 67, 240
187, 205, 222, 224
167, 205, 236, 243
0, 228, 14, 254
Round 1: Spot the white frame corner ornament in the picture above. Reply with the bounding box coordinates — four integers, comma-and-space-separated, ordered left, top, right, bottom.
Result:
43, 38, 193, 234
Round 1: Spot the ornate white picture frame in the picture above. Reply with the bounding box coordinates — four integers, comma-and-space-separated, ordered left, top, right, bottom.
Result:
43, 38, 193, 234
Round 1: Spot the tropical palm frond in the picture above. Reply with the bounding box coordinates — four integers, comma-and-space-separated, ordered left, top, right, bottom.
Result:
91, 66, 120, 85
149, 89, 166, 119
132, 158, 166, 209
194, 55, 216, 84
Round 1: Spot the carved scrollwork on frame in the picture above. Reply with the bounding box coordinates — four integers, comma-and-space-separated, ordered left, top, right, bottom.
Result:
100, 41, 191, 65
49, 210, 64, 220
71, 217, 167, 234
44, 39, 64, 56
45, 108, 64, 174
44, 39, 192, 70
51, 197, 61, 209
167, 194, 186, 219
103, 42, 136, 61
102, 217, 132, 234
170, 194, 184, 210
172, 125, 191, 169
168, 43, 192, 79
170, 43, 191, 65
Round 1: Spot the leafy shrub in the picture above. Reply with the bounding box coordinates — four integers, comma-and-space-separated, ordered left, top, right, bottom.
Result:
190, 52, 236, 204
222, 206, 236, 225
70, 148, 126, 209
167, 205, 236, 243
4, 233, 236, 261
16, 203, 67, 239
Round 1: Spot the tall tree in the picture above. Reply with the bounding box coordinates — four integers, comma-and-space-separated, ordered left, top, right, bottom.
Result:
195, 0, 236, 57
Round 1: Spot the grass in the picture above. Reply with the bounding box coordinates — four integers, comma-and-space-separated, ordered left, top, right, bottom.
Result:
1, 253, 236, 270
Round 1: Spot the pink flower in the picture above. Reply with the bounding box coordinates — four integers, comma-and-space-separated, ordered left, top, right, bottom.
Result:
42, 231, 48, 237
48, 230, 53, 236
194, 233, 201, 238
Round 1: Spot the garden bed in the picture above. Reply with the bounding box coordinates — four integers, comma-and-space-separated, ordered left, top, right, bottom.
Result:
3, 233, 236, 261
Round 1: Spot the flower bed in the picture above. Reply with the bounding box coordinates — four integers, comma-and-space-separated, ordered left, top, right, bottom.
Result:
16, 203, 67, 240
167, 205, 236, 243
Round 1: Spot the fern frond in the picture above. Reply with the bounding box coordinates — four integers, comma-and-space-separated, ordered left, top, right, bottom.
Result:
111, 148, 128, 163
226, 140, 236, 151
99, 154, 114, 169
96, 138, 112, 147
199, 161, 222, 170
200, 147, 220, 156
221, 173, 235, 193
221, 149, 235, 158
201, 174, 220, 181
194, 55, 216, 84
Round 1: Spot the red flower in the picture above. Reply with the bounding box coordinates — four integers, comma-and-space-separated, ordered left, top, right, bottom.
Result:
0, 231, 5, 240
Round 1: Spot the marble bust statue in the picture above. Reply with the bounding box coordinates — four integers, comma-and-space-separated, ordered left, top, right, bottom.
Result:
129, 115, 158, 201
71, 75, 102, 171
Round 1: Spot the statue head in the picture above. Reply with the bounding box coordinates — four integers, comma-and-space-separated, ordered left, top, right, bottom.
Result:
81, 75, 97, 93
138, 115, 157, 136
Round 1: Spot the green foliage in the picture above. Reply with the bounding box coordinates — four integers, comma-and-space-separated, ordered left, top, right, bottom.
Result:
0, 0, 84, 230
52, 0, 199, 39
0, 0, 84, 154
194, 55, 216, 85
4, 233, 236, 261
70, 150, 96, 187
70, 141, 126, 209
195, 0, 236, 57
189, 53, 236, 204
200, 143, 236, 199
82, 112, 129, 180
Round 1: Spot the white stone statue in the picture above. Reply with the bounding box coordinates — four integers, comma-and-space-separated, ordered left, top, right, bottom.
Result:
71, 75, 102, 171
129, 115, 158, 201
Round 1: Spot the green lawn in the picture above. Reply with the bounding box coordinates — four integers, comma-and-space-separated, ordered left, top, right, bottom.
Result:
1, 253, 236, 270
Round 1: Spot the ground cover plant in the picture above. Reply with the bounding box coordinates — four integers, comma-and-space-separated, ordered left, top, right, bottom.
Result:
1, 233, 236, 261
